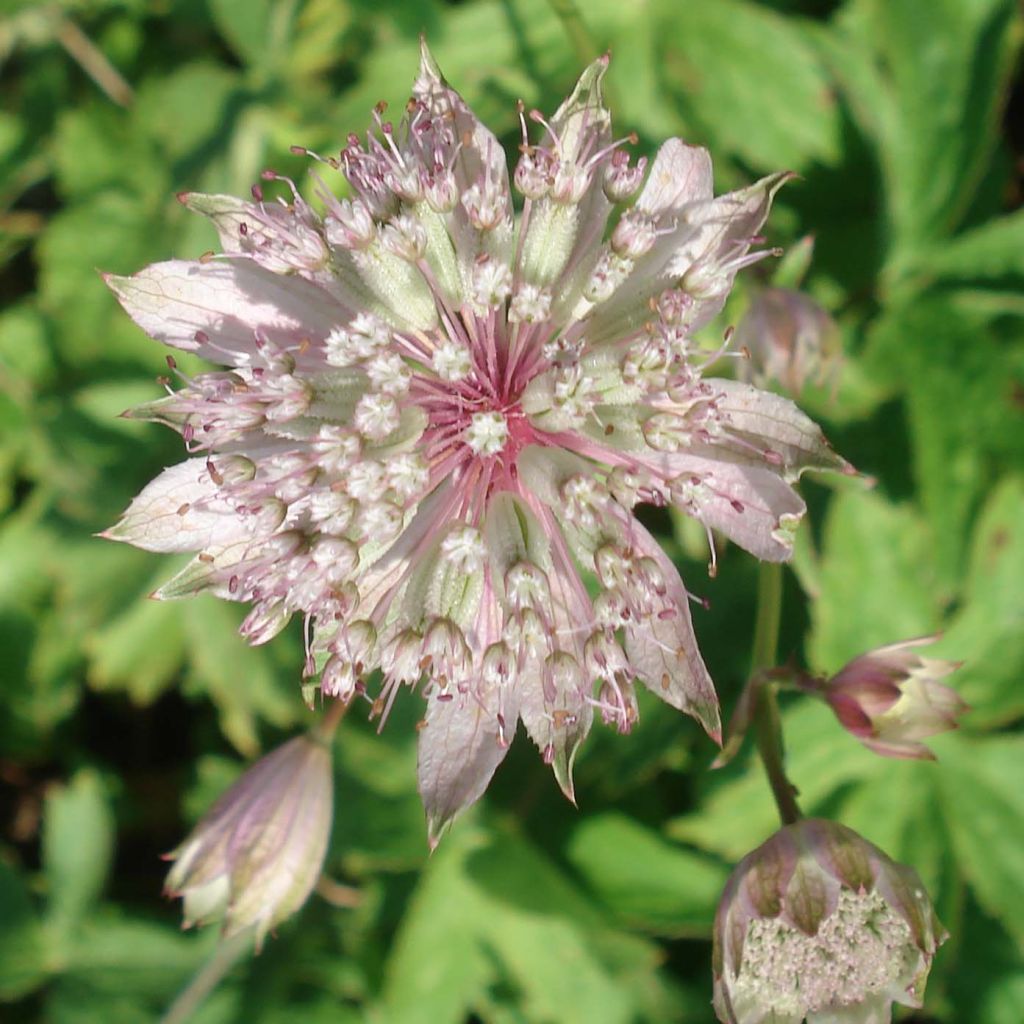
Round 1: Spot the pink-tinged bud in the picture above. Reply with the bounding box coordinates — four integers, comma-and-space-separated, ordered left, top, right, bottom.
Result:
821, 636, 966, 760
734, 288, 841, 397
713, 819, 945, 1024
165, 733, 333, 946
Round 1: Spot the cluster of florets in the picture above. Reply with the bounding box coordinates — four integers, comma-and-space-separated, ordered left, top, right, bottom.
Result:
713, 819, 945, 1024
105, 42, 846, 841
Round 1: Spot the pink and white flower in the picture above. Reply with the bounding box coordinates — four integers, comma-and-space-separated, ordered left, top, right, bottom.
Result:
104, 44, 846, 842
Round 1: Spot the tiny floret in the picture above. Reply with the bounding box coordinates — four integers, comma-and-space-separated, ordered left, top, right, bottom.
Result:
465, 411, 509, 456
105, 42, 848, 844
432, 339, 473, 381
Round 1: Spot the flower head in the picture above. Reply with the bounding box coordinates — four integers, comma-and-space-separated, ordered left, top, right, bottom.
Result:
713, 819, 945, 1024
165, 733, 333, 945
819, 636, 966, 759
104, 43, 846, 842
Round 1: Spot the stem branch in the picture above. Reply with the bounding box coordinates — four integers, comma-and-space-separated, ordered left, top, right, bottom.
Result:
750, 562, 801, 826
313, 696, 350, 744
159, 929, 253, 1024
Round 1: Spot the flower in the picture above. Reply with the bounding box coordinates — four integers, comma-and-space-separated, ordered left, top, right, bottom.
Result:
104, 43, 847, 843
165, 733, 333, 945
713, 819, 945, 1024
734, 287, 841, 397
819, 636, 966, 759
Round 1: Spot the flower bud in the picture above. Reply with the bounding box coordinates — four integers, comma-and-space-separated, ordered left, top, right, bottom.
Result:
165, 733, 333, 946
713, 819, 945, 1024
821, 636, 966, 759
734, 288, 841, 397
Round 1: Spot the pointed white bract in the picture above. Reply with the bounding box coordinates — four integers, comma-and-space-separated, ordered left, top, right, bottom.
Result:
107, 44, 847, 843
165, 734, 333, 945
713, 820, 945, 1024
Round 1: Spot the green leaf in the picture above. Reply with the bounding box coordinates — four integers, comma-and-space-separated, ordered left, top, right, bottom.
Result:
379, 829, 496, 1024
936, 734, 1024, 948
208, 0, 295, 74
938, 476, 1024, 724
913, 207, 1024, 286
134, 63, 243, 163
61, 912, 211, 996
182, 599, 298, 756
855, 0, 1019, 263
284, 0, 358, 80
85, 594, 186, 705
949, 909, 1024, 1024
565, 813, 727, 935
0, 302, 55, 389
382, 826, 669, 1024
808, 487, 940, 672
0, 511, 57, 610
36, 192, 169, 366
53, 105, 162, 202
867, 300, 1024, 588
600, 10, 680, 140
43, 770, 116, 935
45, 915, 223, 1024
0, 860, 48, 1001
655, 0, 840, 170
464, 830, 666, 1024
332, 716, 427, 874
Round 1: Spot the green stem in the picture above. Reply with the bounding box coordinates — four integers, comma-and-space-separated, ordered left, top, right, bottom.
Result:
312, 695, 350, 745
546, 0, 600, 66
159, 929, 253, 1024
750, 562, 802, 826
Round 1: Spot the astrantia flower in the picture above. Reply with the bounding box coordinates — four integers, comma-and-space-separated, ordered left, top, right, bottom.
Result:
713, 819, 945, 1024
165, 732, 333, 945
104, 43, 846, 842
815, 636, 966, 760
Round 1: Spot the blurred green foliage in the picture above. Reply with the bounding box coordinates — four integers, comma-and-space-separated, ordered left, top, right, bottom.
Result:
2, 0, 1023, 1021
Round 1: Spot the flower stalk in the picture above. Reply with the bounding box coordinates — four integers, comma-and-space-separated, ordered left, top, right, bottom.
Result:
750, 561, 801, 826
159, 928, 253, 1024
315, 694, 351, 743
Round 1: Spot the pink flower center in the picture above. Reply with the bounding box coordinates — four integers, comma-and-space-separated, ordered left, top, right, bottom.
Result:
397, 298, 568, 520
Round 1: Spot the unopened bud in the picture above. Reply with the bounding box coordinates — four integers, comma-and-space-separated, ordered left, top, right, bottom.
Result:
734, 288, 841, 397
818, 636, 966, 760
164, 733, 334, 946
713, 819, 945, 1024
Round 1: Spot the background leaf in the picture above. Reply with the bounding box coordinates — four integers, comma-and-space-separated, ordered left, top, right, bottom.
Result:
43, 770, 115, 936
